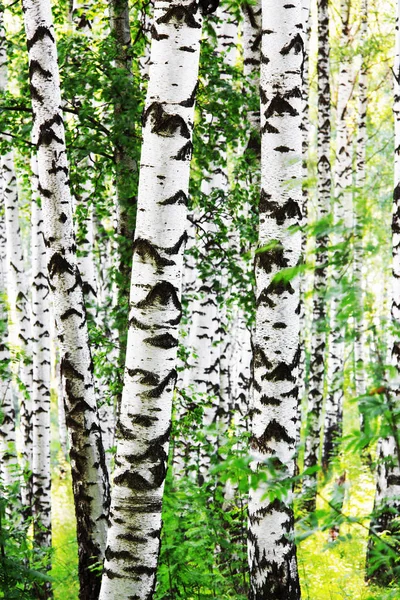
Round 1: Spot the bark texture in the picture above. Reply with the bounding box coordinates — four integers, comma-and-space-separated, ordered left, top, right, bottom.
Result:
323, 0, 353, 469
303, 0, 331, 509
99, 2, 203, 598
297, 0, 310, 426
23, 2, 110, 598
0, 12, 32, 509
0, 9, 19, 488
31, 156, 52, 561
242, 0, 261, 133
248, 0, 303, 597
354, 0, 367, 405
366, 0, 400, 584
0, 190, 16, 487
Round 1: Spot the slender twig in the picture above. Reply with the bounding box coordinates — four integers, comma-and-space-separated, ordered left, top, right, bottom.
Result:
316, 490, 396, 551
1, 104, 113, 137
0, 130, 35, 147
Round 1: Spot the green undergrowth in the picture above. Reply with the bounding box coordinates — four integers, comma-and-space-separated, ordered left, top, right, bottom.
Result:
50, 457, 79, 600
44, 395, 400, 600
298, 464, 400, 599
296, 383, 400, 600
42, 451, 400, 600
298, 466, 375, 600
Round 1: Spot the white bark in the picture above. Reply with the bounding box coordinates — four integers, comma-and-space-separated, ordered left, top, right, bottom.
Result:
56, 358, 68, 459
100, 2, 203, 597
367, 0, 400, 584
0, 10, 18, 488
297, 0, 310, 425
323, 0, 353, 468
23, 1, 110, 597
0, 10, 32, 508
354, 0, 368, 402
31, 156, 52, 568
303, 0, 331, 507
2, 152, 33, 509
242, 0, 261, 131
248, 0, 303, 597
0, 188, 17, 487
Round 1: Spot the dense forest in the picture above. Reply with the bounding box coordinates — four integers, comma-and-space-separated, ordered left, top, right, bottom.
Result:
0, 0, 399, 598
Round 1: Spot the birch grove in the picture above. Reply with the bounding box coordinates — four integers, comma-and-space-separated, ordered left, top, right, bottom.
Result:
0, 0, 400, 597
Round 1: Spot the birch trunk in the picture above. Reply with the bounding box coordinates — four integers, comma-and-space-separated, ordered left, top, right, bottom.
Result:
366, 0, 400, 583
0, 11, 18, 488
323, 0, 353, 469
2, 154, 33, 512
23, 2, 110, 598
56, 358, 69, 459
248, 0, 303, 596
297, 0, 310, 423
242, 0, 261, 132
303, 0, 331, 509
31, 156, 52, 565
99, 2, 203, 597
0, 196, 16, 487
0, 11, 32, 510
354, 0, 368, 406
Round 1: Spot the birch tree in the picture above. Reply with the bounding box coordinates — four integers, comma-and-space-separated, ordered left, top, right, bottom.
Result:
22, 1, 110, 597
0, 193, 16, 488
297, 0, 310, 414
99, 1, 204, 597
303, 0, 331, 509
0, 7, 18, 488
242, 0, 261, 131
354, 0, 368, 405
0, 8, 32, 512
248, 0, 303, 596
366, 0, 400, 583
323, 0, 353, 468
30, 156, 52, 565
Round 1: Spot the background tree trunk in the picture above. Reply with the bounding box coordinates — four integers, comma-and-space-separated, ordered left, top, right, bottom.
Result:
323, 0, 353, 470
30, 155, 52, 594
303, 0, 331, 510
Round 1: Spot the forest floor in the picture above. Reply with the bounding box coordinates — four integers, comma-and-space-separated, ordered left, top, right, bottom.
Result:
50, 453, 79, 600
298, 463, 389, 600
49, 457, 400, 600
48, 389, 400, 600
